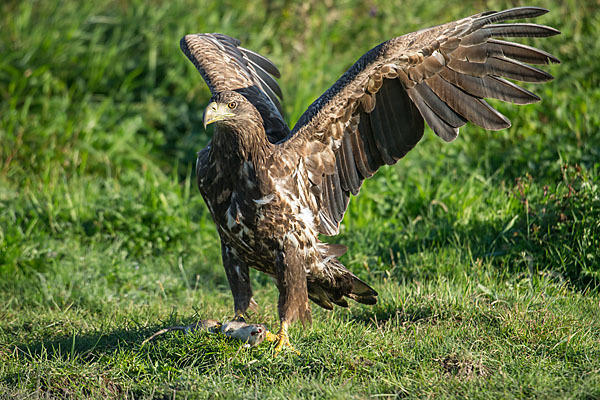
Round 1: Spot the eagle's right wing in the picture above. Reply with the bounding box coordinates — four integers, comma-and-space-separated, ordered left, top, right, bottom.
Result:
278, 7, 560, 235
181, 33, 290, 142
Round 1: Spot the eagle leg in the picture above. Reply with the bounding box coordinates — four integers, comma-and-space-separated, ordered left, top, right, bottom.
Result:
265, 321, 300, 355
222, 243, 257, 320
266, 236, 312, 355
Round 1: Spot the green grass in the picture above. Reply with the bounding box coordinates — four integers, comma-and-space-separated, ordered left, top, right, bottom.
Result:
1, 0, 599, 398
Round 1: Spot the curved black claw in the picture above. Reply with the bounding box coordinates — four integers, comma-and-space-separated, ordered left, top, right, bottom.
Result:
232, 312, 247, 323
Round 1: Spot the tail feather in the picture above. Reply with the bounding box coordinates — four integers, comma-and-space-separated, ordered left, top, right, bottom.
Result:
307, 284, 334, 310
307, 257, 378, 310
347, 275, 378, 305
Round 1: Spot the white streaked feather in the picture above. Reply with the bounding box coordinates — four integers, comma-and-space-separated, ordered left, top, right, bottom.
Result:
253, 194, 275, 205
299, 207, 316, 231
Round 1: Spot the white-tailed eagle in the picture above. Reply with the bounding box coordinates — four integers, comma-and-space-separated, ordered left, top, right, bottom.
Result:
179, 7, 560, 353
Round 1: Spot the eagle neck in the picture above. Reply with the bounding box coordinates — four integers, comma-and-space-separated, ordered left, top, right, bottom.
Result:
211, 121, 273, 169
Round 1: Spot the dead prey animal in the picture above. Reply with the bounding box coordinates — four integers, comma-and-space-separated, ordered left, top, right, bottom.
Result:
142, 319, 270, 348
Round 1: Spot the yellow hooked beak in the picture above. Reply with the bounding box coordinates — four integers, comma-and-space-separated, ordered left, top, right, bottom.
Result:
203, 102, 235, 129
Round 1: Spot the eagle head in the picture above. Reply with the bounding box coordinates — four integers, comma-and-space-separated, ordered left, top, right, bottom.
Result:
203, 91, 256, 129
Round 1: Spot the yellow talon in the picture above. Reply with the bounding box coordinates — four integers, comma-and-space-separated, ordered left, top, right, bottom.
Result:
265, 322, 300, 356
265, 331, 278, 342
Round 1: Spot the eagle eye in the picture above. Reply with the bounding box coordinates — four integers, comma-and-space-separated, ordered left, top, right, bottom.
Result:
227, 101, 237, 109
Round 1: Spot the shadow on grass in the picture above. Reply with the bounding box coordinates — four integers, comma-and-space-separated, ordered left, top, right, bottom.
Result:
3, 316, 249, 396
344, 292, 505, 334
347, 301, 439, 327
7, 315, 228, 370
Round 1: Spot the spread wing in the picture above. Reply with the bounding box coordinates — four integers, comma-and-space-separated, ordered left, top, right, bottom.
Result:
279, 6, 560, 235
180, 33, 290, 142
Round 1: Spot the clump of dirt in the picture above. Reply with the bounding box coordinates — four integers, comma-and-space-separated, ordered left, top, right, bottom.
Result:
438, 354, 490, 380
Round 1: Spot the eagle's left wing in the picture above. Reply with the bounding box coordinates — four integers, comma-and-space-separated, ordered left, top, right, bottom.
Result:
181, 33, 290, 142
277, 7, 560, 236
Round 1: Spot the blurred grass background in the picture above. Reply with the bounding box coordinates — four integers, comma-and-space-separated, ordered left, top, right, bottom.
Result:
1, 0, 599, 398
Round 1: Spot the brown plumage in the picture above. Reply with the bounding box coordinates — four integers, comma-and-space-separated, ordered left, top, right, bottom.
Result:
180, 7, 560, 352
